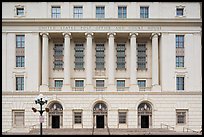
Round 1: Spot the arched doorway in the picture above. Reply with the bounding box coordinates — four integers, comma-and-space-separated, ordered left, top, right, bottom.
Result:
138, 102, 152, 128
93, 102, 108, 128
48, 102, 63, 128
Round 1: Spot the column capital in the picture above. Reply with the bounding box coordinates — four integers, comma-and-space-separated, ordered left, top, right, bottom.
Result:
107, 32, 116, 37
85, 32, 94, 37
151, 32, 161, 39
62, 32, 71, 38
40, 32, 50, 39
129, 32, 138, 37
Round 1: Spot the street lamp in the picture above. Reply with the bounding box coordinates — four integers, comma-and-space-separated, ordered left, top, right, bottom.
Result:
32, 94, 49, 135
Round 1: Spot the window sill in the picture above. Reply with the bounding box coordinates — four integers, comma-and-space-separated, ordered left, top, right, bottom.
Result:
176, 67, 186, 69
175, 15, 186, 18
14, 67, 25, 69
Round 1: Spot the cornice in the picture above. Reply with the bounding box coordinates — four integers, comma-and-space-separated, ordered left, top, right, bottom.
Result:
2, 91, 202, 96
2, 18, 202, 27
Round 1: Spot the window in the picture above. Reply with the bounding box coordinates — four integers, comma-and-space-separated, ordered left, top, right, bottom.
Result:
138, 80, 146, 88
96, 6, 105, 19
140, 7, 149, 18
53, 44, 64, 70
52, 6, 60, 18
96, 44, 105, 70
74, 112, 82, 124
176, 110, 187, 124
117, 80, 125, 88
73, 6, 83, 18
74, 44, 84, 70
116, 44, 126, 70
137, 44, 147, 70
96, 80, 104, 87
55, 80, 63, 88
119, 112, 127, 124
16, 56, 25, 67
176, 35, 184, 48
75, 80, 84, 87
16, 35, 25, 48
176, 8, 184, 16
16, 77, 24, 91
16, 7, 24, 16
176, 77, 184, 90
12, 110, 25, 127
118, 6, 127, 18
176, 56, 184, 67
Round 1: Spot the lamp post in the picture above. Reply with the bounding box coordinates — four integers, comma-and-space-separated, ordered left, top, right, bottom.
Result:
32, 94, 49, 135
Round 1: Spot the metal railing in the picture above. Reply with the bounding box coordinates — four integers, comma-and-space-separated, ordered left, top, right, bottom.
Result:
95, 87, 107, 92
161, 123, 175, 131
49, 87, 62, 91
117, 87, 129, 91
139, 87, 152, 91
72, 87, 84, 91
183, 127, 200, 134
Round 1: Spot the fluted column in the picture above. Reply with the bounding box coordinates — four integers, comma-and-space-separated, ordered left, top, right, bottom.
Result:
85, 32, 94, 91
129, 33, 139, 92
107, 32, 116, 91
151, 33, 161, 91
62, 32, 72, 91
40, 32, 49, 91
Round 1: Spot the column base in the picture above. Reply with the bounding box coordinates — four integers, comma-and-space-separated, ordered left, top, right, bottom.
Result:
40, 85, 49, 91
151, 85, 161, 91
129, 84, 139, 92
84, 84, 94, 92
62, 84, 72, 91
107, 85, 117, 92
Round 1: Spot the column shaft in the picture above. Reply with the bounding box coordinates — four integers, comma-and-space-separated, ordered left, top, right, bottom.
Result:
62, 32, 71, 91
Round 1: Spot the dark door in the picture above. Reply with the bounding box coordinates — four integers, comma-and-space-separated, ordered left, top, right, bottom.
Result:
96, 115, 104, 128
141, 115, 149, 128
52, 116, 60, 128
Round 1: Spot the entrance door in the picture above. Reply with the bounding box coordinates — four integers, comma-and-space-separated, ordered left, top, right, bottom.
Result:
96, 115, 104, 128
52, 116, 60, 128
141, 115, 149, 128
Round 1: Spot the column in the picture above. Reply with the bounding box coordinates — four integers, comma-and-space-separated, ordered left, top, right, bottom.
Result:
62, 32, 72, 91
129, 33, 139, 92
85, 32, 94, 91
107, 32, 116, 91
40, 32, 49, 91
151, 33, 161, 91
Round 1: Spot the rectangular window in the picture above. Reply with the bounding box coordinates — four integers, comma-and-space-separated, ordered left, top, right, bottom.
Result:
74, 112, 82, 124
96, 80, 104, 87
119, 112, 127, 124
176, 56, 184, 67
117, 80, 125, 88
52, 6, 61, 18
95, 44, 105, 70
54, 44, 64, 69
54, 80, 63, 88
176, 77, 184, 90
16, 7, 24, 16
75, 80, 84, 88
73, 6, 83, 18
176, 110, 187, 124
176, 35, 184, 48
118, 6, 127, 18
16, 56, 25, 67
13, 110, 25, 127
16, 35, 25, 48
74, 44, 84, 70
16, 77, 24, 91
140, 7, 149, 18
116, 44, 126, 70
137, 44, 147, 70
176, 8, 184, 16
96, 6, 105, 19
138, 80, 146, 88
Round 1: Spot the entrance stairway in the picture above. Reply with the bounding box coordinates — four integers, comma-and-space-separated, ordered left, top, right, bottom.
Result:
27, 128, 201, 135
